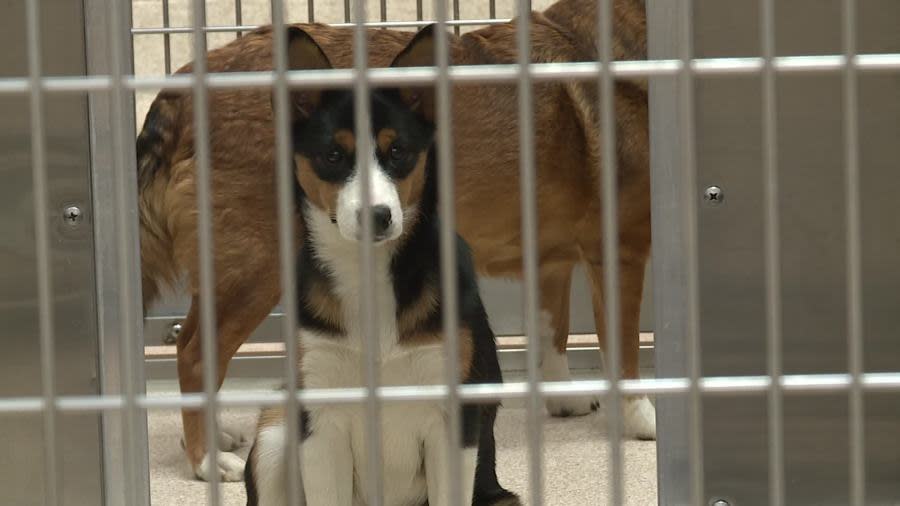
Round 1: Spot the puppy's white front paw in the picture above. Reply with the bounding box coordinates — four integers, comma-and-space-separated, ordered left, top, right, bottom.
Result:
195, 452, 246, 482
217, 427, 247, 452
622, 395, 656, 440
546, 395, 599, 417
181, 428, 247, 452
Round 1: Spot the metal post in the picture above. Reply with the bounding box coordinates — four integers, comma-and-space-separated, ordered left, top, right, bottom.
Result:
352, 0, 384, 503
270, 0, 303, 503
760, 1, 785, 505
843, 0, 865, 504
433, 0, 464, 504
188, 0, 221, 502
677, 0, 706, 504
598, 0, 623, 503
515, 0, 543, 504
24, 0, 59, 503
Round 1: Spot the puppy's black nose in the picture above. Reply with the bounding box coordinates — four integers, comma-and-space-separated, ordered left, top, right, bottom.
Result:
357, 205, 393, 238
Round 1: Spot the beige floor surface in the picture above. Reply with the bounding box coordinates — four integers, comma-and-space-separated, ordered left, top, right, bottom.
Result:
147, 378, 658, 505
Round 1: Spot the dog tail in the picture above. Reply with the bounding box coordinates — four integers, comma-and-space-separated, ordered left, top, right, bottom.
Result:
136, 93, 182, 314
542, 0, 647, 63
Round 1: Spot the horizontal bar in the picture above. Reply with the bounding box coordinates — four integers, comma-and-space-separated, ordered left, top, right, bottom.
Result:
131, 18, 508, 35
3, 373, 900, 414
2, 54, 898, 95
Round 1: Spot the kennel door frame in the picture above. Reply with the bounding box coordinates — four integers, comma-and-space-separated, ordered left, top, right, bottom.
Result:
85, 0, 152, 502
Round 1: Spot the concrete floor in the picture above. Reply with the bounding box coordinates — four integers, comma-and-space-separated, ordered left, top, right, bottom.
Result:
147, 377, 658, 505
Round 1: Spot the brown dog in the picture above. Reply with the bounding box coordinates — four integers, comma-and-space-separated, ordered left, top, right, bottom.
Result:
137, 0, 651, 481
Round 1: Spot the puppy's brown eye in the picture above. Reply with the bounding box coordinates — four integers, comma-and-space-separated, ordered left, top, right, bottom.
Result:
389, 145, 406, 161
326, 149, 342, 164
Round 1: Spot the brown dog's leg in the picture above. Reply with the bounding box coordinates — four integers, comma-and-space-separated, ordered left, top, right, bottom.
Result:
177, 284, 280, 481
539, 263, 598, 417
585, 248, 655, 440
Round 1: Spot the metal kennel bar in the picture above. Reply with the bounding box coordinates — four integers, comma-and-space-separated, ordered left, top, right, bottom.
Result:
24, 0, 60, 503
598, 0, 624, 503
842, 1, 865, 504
760, 0, 784, 505
675, 1, 705, 504
187, 0, 225, 500
4, 372, 900, 414
110, 0, 150, 498
350, 0, 386, 502
434, 0, 465, 504
514, 0, 545, 504
269, 0, 303, 503
4, 55, 900, 96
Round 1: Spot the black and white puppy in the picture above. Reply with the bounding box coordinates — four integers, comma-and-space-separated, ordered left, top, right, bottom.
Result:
244, 25, 518, 506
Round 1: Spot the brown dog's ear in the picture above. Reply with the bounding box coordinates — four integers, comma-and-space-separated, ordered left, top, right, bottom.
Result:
285, 26, 332, 121
390, 24, 444, 122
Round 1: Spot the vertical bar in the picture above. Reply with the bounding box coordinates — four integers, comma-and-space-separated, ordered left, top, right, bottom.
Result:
85, 0, 150, 500
344, 0, 350, 23
270, 0, 303, 503
843, 0, 865, 504
760, 1, 784, 505
162, 0, 172, 74
109, 0, 149, 501
515, 0, 543, 504
452, 0, 460, 36
597, 0, 623, 504
25, 1, 59, 504
434, 0, 463, 503
353, 0, 383, 504
308, 0, 315, 23
380, 0, 387, 23
190, 0, 221, 502
489, 0, 496, 20
235, 0, 243, 38
416, 0, 423, 22
646, 1, 693, 502
678, 0, 705, 504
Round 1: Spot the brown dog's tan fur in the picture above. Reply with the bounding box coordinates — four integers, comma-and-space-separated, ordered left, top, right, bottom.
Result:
138, 0, 649, 474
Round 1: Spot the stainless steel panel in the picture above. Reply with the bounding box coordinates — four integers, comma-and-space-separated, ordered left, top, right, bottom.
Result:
652, 0, 900, 504
0, 0, 103, 504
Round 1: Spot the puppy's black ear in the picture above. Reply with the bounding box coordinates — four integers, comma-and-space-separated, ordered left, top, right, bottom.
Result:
284, 26, 333, 121
390, 24, 445, 122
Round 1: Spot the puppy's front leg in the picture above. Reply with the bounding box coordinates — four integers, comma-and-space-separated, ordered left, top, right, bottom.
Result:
300, 418, 353, 506
425, 420, 478, 506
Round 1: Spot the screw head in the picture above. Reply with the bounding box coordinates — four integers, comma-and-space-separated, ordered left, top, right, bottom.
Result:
711, 500, 731, 506
704, 185, 724, 205
164, 322, 183, 345
63, 206, 83, 225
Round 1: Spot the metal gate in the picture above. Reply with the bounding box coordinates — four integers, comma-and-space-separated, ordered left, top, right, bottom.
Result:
2, 0, 900, 504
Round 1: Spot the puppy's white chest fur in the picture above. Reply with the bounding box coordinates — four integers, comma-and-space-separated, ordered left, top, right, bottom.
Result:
302, 207, 449, 505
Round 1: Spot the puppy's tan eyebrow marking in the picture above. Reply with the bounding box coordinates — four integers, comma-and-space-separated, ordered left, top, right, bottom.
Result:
294, 153, 341, 215
377, 128, 398, 153
334, 129, 355, 153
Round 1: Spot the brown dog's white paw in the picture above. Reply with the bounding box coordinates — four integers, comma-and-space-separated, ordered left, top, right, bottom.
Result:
195, 452, 246, 482
622, 395, 656, 440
